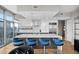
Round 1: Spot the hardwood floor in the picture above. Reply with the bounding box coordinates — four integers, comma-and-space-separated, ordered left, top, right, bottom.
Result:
62, 41, 74, 54
0, 40, 74, 54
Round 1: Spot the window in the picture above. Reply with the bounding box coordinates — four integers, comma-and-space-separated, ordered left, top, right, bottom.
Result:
0, 8, 4, 20
5, 11, 14, 21
0, 8, 4, 47
0, 7, 15, 47
0, 20, 4, 46
6, 21, 14, 43
5, 11, 14, 44
14, 22, 18, 36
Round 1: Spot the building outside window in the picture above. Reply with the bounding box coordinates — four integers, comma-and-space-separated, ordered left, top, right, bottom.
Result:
0, 8, 4, 47
14, 22, 19, 36
0, 7, 16, 47
5, 11, 14, 44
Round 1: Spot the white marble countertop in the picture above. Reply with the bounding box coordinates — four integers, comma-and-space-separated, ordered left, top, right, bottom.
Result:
15, 34, 62, 39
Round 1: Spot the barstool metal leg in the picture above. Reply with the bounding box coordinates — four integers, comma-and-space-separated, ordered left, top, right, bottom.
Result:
44, 46, 46, 54
57, 46, 62, 54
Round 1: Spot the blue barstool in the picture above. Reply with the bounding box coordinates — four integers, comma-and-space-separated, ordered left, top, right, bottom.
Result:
13, 38, 24, 46
39, 38, 49, 54
52, 38, 64, 54
26, 38, 36, 48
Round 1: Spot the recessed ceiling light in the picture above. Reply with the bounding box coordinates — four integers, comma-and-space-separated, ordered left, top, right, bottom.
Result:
60, 13, 63, 15
33, 6, 38, 8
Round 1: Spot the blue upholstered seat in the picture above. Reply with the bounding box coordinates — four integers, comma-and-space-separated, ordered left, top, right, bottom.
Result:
39, 38, 49, 46
13, 38, 24, 46
52, 38, 64, 54
26, 38, 36, 46
39, 38, 49, 54
53, 38, 64, 46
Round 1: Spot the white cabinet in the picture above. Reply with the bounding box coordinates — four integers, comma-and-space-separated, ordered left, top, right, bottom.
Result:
32, 20, 40, 33
41, 22, 49, 33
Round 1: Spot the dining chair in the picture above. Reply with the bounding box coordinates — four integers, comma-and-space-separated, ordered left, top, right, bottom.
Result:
13, 38, 24, 46
52, 38, 64, 54
39, 38, 49, 54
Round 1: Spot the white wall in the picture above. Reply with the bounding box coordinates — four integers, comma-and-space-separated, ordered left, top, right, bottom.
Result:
65, 18, 74, 45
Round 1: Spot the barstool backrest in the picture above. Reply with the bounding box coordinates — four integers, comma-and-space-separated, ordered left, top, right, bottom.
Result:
40, 38, 49, 42
28, 38, 36, 42
53, 38, 64, 46
13, 38, 23, 42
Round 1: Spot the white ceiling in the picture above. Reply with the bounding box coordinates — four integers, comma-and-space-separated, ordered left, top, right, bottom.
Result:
17, 5, 79, 12
17, 5, 60, 11
16, 5, 79, 21
18, 11, 59, 21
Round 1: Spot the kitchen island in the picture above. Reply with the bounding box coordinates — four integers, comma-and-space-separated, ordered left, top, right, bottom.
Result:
15, 34, 62, 39
15, 34, 63, 54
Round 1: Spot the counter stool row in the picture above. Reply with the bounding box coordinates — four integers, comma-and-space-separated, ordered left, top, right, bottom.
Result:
13, 38, 64, 54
